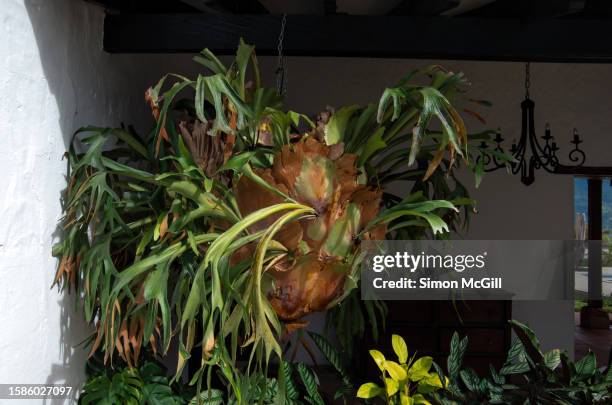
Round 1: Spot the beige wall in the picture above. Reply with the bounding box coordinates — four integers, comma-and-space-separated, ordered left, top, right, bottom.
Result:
250, 56, 612, 355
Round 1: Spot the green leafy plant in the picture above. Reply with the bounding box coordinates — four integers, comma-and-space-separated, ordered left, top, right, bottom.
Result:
81, 353, 280, 405
575, 296, 612, 313
80, 359, 191, 404
53, 40, 501, 396
435, 320, 612, 404
80, 328, 353, 404
356, 323, 611, 404
308, 331, 354, 402
219, 331, 353, 404
80, 368, 142, 405
357, 334, 446, 404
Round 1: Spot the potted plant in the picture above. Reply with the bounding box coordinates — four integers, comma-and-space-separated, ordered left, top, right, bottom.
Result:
357, 321, 612, 404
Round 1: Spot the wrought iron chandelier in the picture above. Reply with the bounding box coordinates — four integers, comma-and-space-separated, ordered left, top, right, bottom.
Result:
480, 62, 586, 185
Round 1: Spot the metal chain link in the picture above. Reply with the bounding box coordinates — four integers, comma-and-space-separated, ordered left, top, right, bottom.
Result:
525, 62, 531, 99
276, 14, 287, 96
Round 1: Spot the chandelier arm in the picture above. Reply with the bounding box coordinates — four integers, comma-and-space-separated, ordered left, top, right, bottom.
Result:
529, 129, 561, 173
511, 157, 524, 175
569, 148, 586, 165
509, 101, 530, 175
511, 137, 527, 174
488, 149, 504, 170
523, 98, 558, 172
483, 155, 506, 172
529, 131, 557, 168
568, 129, 586, 166
528, 133, 556, 172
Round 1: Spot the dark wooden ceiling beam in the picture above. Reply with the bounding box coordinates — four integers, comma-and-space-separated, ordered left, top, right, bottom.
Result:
582, 0, 612, 17
87, 0, 200, 13
179, 0, 226, 14
103, 13, 612, 62
462, 0, 585, 18
390, 0, 461, 16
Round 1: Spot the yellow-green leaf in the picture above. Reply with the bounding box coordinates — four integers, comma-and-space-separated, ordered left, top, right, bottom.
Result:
325, 104, 359, 145
153, 212, 168, 241
413, 394, 432, 405
369, 349, 386, 371
356, 382, 384, 399
216, 151, 255, 173
424, 372, 447, 388
400, 393, 413, 405
322, 203, 360, 258
384, 360, 408, 382
204, 177, 213, 193
408, 356, 433, 381
392, 334, 408, 364
385, 378, 399, 396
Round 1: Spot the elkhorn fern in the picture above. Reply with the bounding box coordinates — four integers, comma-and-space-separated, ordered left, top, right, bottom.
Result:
52, 41, 502, 389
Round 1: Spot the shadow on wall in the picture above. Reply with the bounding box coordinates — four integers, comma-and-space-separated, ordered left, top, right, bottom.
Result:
24, 0, 158, 149
23, 0, 103, 397
21, 0, 189, 398
43, 293, 87, 405
22, 0, 199, 395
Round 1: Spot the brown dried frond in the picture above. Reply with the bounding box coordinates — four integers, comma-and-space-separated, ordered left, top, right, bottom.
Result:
178, 120, 220, 176
145, 87, 169, 155
53, 255, 76, 292
309, 106, 334, 141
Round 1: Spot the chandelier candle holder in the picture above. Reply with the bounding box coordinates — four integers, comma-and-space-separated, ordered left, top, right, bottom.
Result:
480, 62, 586, 185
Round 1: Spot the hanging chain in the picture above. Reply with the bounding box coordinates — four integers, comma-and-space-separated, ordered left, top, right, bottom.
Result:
276, 14, 287, 96
524, 62, 531, 99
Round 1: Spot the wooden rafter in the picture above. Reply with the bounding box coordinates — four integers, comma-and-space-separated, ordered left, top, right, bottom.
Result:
104, 13, 612, 63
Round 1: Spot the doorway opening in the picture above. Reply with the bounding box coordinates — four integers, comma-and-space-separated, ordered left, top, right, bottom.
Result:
573, 177, 611, 363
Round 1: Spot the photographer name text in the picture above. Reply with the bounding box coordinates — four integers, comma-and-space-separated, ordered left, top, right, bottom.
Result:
372, 277, 502, 289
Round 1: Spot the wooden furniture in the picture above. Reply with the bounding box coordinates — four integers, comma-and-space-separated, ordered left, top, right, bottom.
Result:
357, 300, 512, 378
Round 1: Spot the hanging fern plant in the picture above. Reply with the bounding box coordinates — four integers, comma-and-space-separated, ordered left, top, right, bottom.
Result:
52, 40, 504, 393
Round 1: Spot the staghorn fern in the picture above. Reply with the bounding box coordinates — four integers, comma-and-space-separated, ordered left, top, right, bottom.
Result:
53, 40, 503, 397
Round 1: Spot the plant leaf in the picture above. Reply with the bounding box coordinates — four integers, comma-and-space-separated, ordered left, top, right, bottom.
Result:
408, 357, 433, 381
356, 382, 384, 399
392, 334, 408, 364
370, 349, 386, 371
325, 105, 360, 145
575, 351, 597, 378
385, 360, 408, 382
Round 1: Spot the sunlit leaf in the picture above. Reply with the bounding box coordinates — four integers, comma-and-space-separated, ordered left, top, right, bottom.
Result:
392, 334, 408, 364
356, 382, 384, 399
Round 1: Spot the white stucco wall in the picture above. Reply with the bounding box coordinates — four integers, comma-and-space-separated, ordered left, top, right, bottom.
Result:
0, 0, 175, 401
1, 0, 611, 398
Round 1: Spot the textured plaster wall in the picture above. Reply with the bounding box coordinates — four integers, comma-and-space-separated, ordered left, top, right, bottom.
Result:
1, 0, 611, 395
0, 0, 178, 400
